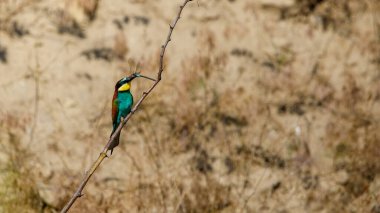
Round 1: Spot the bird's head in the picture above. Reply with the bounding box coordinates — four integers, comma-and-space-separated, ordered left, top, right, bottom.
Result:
116, 75, 136, 92
115, 72, 155, 92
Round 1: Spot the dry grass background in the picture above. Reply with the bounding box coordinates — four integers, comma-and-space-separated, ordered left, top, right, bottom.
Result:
0, 0, 379, 212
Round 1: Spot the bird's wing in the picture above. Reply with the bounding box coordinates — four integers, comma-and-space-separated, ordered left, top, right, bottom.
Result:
111, 90, 119, 128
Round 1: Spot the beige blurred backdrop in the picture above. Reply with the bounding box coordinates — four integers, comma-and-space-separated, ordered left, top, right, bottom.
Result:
0, 0, 379, 212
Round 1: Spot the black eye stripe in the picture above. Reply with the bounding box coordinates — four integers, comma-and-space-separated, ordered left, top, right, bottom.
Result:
115, 75, 136, 89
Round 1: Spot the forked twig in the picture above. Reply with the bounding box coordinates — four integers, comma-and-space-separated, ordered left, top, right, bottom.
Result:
60, 0, 193, 212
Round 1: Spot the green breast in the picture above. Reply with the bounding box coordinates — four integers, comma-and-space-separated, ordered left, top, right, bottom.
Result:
117, 91, 133, 117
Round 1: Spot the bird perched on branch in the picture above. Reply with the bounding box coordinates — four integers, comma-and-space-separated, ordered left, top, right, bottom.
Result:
109, 72, 155, 154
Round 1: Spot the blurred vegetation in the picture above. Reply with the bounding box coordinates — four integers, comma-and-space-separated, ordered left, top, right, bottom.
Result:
0, 115, 51, 212
0, 0, 379, 212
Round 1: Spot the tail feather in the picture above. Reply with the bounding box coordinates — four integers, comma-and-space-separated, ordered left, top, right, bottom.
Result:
109, 129, 120, 155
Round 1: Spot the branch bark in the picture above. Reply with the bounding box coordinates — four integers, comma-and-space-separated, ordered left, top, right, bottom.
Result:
60, 0, 193, 212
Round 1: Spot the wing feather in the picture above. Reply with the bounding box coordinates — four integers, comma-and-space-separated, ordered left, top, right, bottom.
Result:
111, 90, 118, 128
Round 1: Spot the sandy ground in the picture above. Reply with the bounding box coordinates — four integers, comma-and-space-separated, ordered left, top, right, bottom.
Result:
0, 0, 380, 212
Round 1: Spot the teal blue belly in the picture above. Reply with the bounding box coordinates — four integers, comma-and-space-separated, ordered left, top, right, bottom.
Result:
118, 91, 133, 116
114, 91, 133, 130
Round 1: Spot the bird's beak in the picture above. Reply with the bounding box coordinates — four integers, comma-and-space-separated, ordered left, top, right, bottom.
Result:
137, 74, 156, 82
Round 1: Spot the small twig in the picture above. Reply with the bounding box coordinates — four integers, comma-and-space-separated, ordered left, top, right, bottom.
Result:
27, 53, 41, 147
60, 0, 193, 212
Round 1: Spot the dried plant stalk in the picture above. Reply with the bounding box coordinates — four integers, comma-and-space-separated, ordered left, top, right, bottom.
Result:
60, 0, 193, 212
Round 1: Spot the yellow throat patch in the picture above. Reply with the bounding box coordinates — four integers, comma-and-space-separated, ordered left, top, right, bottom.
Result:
118, 82, 131, 91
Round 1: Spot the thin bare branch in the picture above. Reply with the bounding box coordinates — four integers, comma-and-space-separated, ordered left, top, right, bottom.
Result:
60, 0, 193, 212
102, 0, 193, 154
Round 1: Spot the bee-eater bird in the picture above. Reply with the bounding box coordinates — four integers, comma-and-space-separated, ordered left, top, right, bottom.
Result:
109, 73, 155, 154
